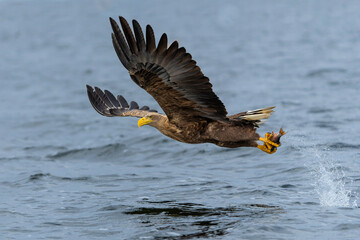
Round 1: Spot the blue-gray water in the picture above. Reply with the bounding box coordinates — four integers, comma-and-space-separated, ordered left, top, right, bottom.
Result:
1, 0, 360, 239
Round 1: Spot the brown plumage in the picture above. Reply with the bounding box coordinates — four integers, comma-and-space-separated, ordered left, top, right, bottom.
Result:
86, 17, 285, 154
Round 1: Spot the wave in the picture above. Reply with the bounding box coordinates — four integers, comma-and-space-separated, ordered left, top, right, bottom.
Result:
28, 173, 93, 182
46, 143, 126, 160
306, 68, 346, 78
316, 142, 360, 150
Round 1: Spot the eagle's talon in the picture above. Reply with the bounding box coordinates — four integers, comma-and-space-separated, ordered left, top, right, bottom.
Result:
259, 133, 279, 148
266, 139, 279, 148
257, 144, 277, 154
259, 137, 266, 142
257, 128, 285, 154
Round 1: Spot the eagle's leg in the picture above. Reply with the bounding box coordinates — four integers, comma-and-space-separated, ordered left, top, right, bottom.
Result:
257, 128, 286, 154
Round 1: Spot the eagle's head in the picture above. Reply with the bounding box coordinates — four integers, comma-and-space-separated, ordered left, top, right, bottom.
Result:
137, 113, 163, 127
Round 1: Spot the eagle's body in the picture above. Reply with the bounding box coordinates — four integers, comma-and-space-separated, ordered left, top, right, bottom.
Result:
87, 17, 285, 154
144, 113, 259, 148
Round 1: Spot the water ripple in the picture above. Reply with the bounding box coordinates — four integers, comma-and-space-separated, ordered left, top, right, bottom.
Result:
46, 143, 126, 160
305, 68, 346, 78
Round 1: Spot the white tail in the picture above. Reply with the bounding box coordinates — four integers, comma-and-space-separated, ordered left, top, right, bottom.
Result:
240, 106, 275, 123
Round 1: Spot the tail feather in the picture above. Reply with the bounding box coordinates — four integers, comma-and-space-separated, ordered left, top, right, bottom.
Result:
230, 106, 275, 124
241, 106, 275, 121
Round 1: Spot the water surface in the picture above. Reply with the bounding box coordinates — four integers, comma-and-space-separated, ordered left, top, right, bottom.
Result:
1, 0, 360, 239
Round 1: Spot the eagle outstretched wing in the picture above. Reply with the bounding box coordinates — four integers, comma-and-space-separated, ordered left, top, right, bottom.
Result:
110, 17, 227, 123
86, 85, 157, 118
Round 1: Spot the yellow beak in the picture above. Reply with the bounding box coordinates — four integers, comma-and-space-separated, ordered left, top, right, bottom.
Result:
138, 117, 153, 127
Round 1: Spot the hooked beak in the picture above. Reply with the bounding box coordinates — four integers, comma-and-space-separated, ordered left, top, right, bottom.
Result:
138, 117, 153, 128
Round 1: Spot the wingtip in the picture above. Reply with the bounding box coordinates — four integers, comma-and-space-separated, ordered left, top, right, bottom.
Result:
119, 16, 127, 25
86, 84, 93, 92
109, 17, 118, 28
132, 19, 139, 26
160, 33, 168, 40
146, 24, 153, 32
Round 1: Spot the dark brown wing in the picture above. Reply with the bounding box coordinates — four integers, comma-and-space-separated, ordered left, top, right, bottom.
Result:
86, 85, 158, 118
110, 17, 227, 123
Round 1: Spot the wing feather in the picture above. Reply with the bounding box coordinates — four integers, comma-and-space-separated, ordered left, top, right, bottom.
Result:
117, 95, 129, 108
119, 17, 138, 54
156, 33, 168, 57
146, 25, 156, 53
132, 20, 146, 52
140, 106, 150, 110
104, 90, 120, 108
129, 101, 139, 110
110, 18, 131, 61
111, 34, 131, 69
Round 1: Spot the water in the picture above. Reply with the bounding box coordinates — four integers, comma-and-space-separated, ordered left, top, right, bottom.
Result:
308, 147, 357, 208
1, 0, 360, 239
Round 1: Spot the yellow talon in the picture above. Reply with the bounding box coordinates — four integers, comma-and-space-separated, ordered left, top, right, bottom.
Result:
259, 137, 266, 142
257, 144, 277, 154
259, 133, 279, 148
257, 128, 285, 154
266, 139, 279, 148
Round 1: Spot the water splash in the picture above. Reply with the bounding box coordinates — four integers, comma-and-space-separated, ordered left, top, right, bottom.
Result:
287, 132, 357, 208
307, 147, 358, 208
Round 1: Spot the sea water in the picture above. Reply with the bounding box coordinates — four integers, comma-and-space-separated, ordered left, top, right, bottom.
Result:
1, 0, 360, 239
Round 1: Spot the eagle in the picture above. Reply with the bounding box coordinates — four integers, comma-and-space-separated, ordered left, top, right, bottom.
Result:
86, 17, 285, 154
